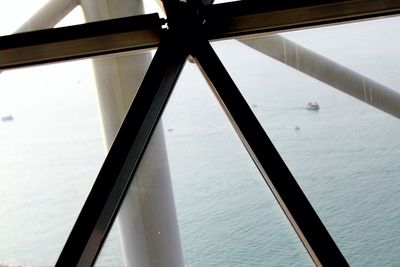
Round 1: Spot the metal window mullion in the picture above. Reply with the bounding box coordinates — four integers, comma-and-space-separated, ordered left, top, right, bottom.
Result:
191, 39, 349, 267
205, 0, 400, 40
55, 36, 188, 267
0, 13, 161, 70
3, 1, 400, 70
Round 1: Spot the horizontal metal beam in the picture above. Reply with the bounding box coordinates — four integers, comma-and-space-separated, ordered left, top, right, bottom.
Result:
0, 13, 161, 69
204, 0, 400, 40
2, 0, 400, 69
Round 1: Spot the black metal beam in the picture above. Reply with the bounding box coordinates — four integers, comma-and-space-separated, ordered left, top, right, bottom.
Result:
191, 39, 349, 267
204, 0, 400, 40
2, 0, 400, 70
55, 36, 188, 267
0, 13, 162, 69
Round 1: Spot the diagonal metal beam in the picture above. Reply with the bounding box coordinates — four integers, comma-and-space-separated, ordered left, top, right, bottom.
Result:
192, 39, 349, 267
55, 36, 188, 267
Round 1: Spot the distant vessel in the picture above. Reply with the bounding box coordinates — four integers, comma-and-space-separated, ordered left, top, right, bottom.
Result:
1, 115, 13, 122
305, 102, 319, 110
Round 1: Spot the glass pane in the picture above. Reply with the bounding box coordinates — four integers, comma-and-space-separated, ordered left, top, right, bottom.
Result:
0, 1, 85, 36
95, 224, 124, 266
214, 16, 400, 266
0, 0, 163, 37
96, 61, 313, 266
0, 50, 151, 266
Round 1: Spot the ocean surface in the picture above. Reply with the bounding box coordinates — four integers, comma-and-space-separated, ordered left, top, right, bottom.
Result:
1, 17, 400, 266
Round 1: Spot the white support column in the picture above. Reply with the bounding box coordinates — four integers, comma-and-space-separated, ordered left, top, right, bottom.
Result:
80, 1, 184, 267
242, 36, 400, 119
0, 0, 78, 75
16, 0, 78, 32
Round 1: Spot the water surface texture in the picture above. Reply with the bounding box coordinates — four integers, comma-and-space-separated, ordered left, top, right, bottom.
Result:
1, 17, 400, 266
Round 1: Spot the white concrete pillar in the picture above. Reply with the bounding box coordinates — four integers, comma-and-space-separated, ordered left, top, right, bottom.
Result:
16, 0, 78, 32
242, 36, 400, 119
80, 1, 184, 266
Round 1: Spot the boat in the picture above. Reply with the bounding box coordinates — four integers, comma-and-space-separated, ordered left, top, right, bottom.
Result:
305, 102, 319, 110
1, 115, 13, 122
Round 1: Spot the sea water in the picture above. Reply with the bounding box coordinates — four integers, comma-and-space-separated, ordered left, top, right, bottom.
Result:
1, 17, 400, 266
